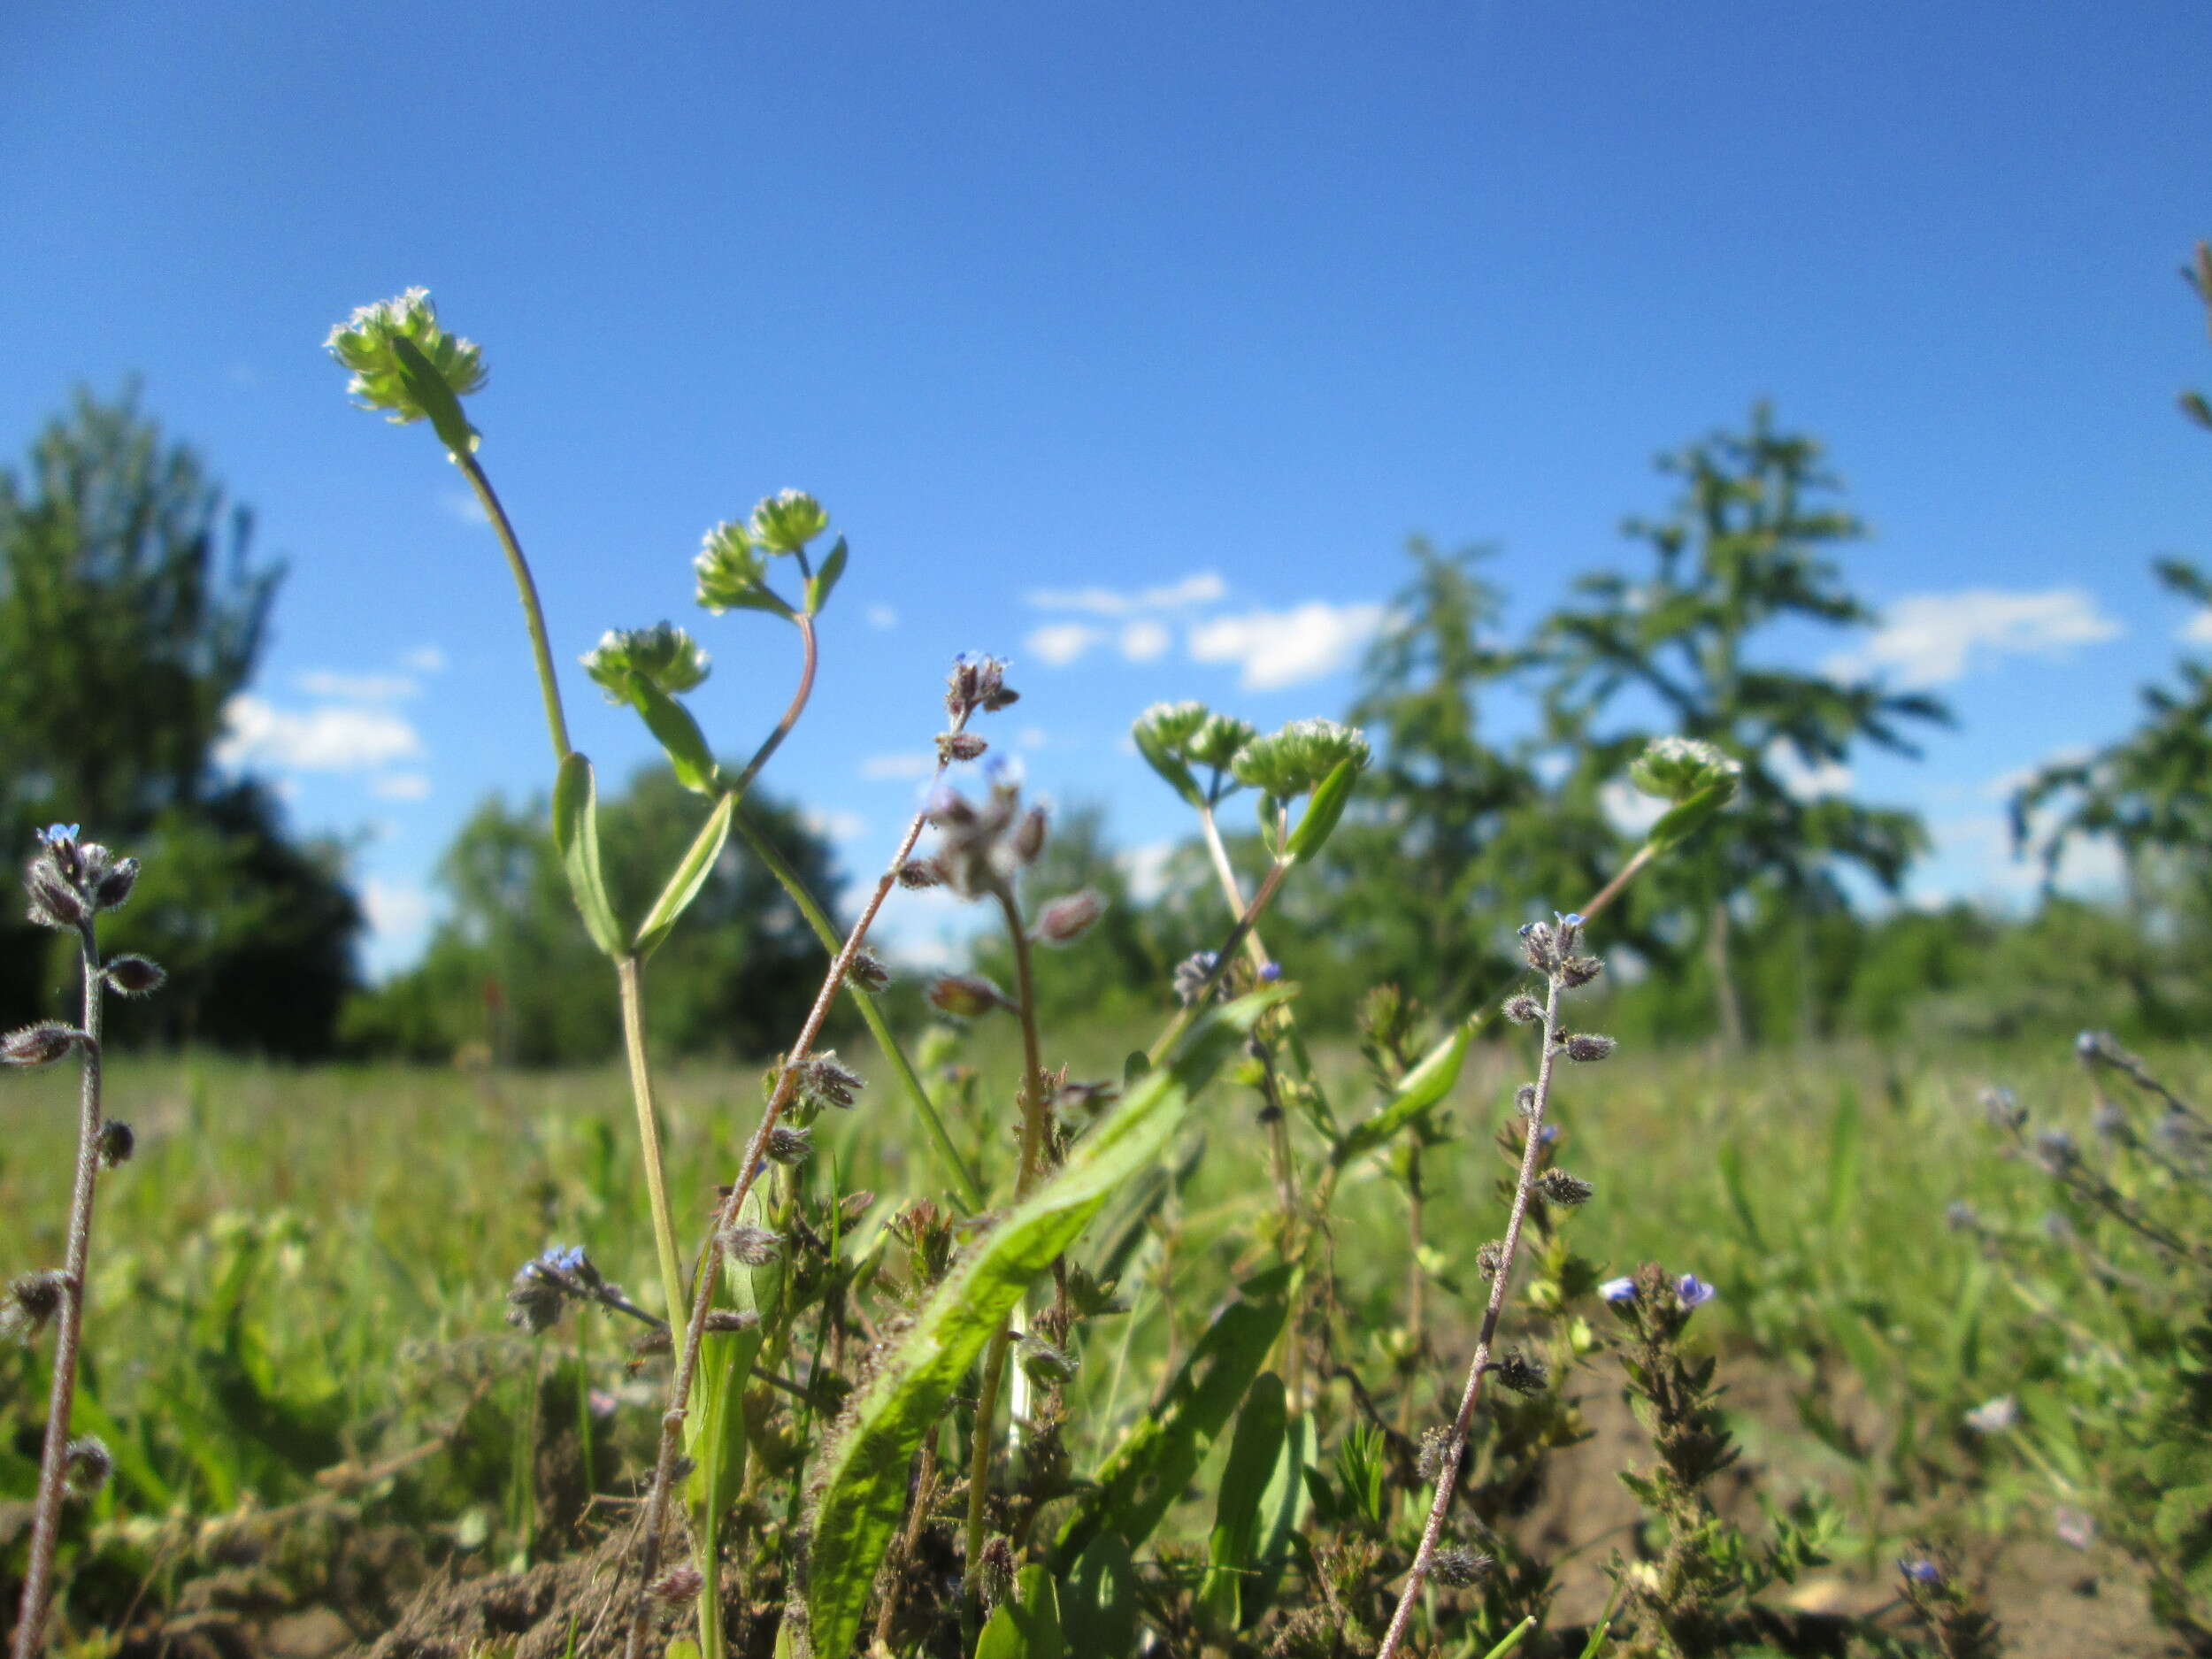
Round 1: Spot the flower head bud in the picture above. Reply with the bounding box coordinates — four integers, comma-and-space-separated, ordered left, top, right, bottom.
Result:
938, 731, 989, 764
1556, 955, 1604, 989
104, 955, 165, 997
929, 974, 1008, 1018
1493, 1348, 1548, 1394
93, 856, 139, 911
946, 654, 1019, 720
1172, 951, 1223, 1006
1674, 1273, 1718, 1310
98, 1121, 134, 1168
1017, 1332, 1079, 1386
1502, 993, 1542, 1025
849, 950, 893, 995
1627, 735, 1743, 804
1430, 1548, 1494, 1588
1535, 1169, 1594, 1208
326, 289, 488, 432
765, 1123, 813, 1165
748, 489, 830, 554
1562, 1033, 1617, 1064
695, 520, 780, 613
2, 1271, 71, 1344
1133, 701, 1210, 755
1010, 805, 1048, 865
1188, 713, 1258, 771
718, 1225, 782, 1267
582, 623, 710, 704
649, 1565, 705, 1608
62, 1435, 112, 1496
1033, 889, 1105, 946
3, 1022, 84, 1069
1230, 718, 1371, 799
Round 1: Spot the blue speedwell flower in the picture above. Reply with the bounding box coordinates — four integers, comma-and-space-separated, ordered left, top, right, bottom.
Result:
38, 824, 78, 847
1598, 1277, 1637, 1303
1900, 1558, 1943, 1586
1675, 1273, 1717, 1310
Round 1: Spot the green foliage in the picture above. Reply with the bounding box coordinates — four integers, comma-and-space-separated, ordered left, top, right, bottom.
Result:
344, 767, 840, 1064
0, 388, 358, 1049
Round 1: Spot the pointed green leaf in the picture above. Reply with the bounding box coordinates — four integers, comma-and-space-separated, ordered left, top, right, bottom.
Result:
803, 987, 1294, 1659
1055, 1260, 1295, 1564
636, 791, 735, 959
551, 752, 625, 958
975, 1563, 1064, 1659
1642, 777, 1736, 855
1481, 1617, 1539, 1659
806, 535, 849, 614
625, 671, 719, 795
1284, 755, 1360, 863
388, 334, 479, 456
1332, 1018, 1474, 1167
1199, 1371, 1286, 1636
1058, 1532, 1138, 1659
1246, 1408, 1311, 1629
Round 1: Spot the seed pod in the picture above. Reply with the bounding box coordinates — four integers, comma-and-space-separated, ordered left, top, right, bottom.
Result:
936, 731, 988, 764
1009, 805, 1048, 865
1502, 993, 1542, 1025
62, 1436, 112, 1495
1562, 1033, 1617, 1064
1493, 1348, 1548, 1394
92, 856, 139, 911
848, 950, 892, 994
23, 860, 84, 930
104, 955, 165, 996
929, 974, 1007, 1018
97, 1122, 134, 1168
1033, 889, 1104, 946
1431, 1547, 1493, 1587
1535, 1169, 1594, 1207
2, 1023, 82, 1068
896, 859, 942, 890
718, 1225, 782, 1267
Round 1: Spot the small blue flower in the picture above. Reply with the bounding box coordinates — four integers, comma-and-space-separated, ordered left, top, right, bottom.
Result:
1675, 1273, 1717, 1310
1900, 1557, 1943, 1586
541, 1244, 586, 1274
1537, 1124, 1559, 1144
39, 824, 78, 847
1558, 912, 1584, 928
1598, 1277, 1637, 1303
1259, 961, 1284, 983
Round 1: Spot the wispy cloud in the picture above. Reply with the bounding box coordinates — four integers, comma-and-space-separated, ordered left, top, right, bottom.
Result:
361, 879, 435, 967
1187, 601, 1388, 690
1827, 588, 2122, 687
439, 489, 491, 526
804, 807, 868, 841
2184, 609, 2212, 645
859, 751, 935, 781
373, 772, 434, 802
1766, 742, 1852, 802
215, 695, 422, 772
866, 604, 899, 631
1027, 571, 1226, 617
1026, 622, 1105, 667
297, 669, 419, 701
401, 644, 447, 674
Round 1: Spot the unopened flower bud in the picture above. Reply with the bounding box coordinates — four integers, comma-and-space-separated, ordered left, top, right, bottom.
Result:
326, 288, 487, 432
97, 1121, 134, 1168
62, 1435, 112, 1495
703, 1310, 762, 1333
1033, 889, 1104, 946
748, 488, 829, 554
1535, 1169, 1594, 1207
2, 1270, 71, 1343
848, 949, 892, 995
1514, 1083, 1538, 1117
977, 1535, 1018, 1610
23, 860, 83, 930
1010, 806, 1048, 865
104, 955, 165, 996
1561, 1033, 1616, 1064
896, 859, 942, 889
1474, 1240, 1505, 1279
929, 974, 1007, 1018
718, 1225, 782, 1267
1557, 954, 1603, 989
946, 654, 1019, 720
1431, 1547, 1494, 1588
1502, 994, 1542, 1025
937, 731, 988, 764
92, 856, 139, 910
1173, 951, 1222, 1006
650, 1565, 706, 1607
1416, 1425, 1454, 1482
3, 1022, 83, 1069
1493, 1348, 1548, 1394
765, 1123, 813, 1165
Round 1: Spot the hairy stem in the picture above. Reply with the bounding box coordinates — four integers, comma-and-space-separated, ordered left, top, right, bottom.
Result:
12, 928, 106, 1659
1375, 971, 1563, 1659
962, 881, 1055, 1629
457, 453, 572, 764
620, 745, 961, 1659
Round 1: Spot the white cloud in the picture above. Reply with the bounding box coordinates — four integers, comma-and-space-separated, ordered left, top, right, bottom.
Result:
2184, 610, 2212, 645
1979, 747, 2092, 802
804, 808, 868, 842
362, 878, 434, 945
439, 489, 490, 526
860, 751, 935, 781
1599, 779, 1668, 836
1916, 812, 2125, 905
402, 645, 447, 673
1027, 571, 1226, 617
1827, 588, 2122, 687
1120, 619, 1171, 662
1026, 622, 1105, 667
298, 669, 419, 702
373, 772, 434, 802
1118, 840, 1179, 902
1766, 743, 1852, 801
1187, 601, 1388, 691
866, 604, 899, 631
215, 695, 422, 772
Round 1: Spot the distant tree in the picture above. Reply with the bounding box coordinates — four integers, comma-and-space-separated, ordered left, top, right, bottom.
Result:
346, 766, 841, 1064
1540, 404, 1948, 1044
0, 388, 359, 1046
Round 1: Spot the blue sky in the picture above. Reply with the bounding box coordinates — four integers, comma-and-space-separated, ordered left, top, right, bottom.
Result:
5, 3, 2209, 972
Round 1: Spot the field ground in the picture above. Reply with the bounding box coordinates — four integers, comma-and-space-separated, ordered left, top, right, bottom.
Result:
2, 1028, 2199, 1655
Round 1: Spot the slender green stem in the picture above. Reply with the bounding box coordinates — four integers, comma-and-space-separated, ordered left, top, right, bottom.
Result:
12, 927, 106, 1659
963, 881, 1056, 1633
457, 452, 572, 764
726, 613, 818, 799
617, 956, 688, 1328
1197, 804, 1273, 974
732, 806, 984, 1209
1146, 858, 1291, 1068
